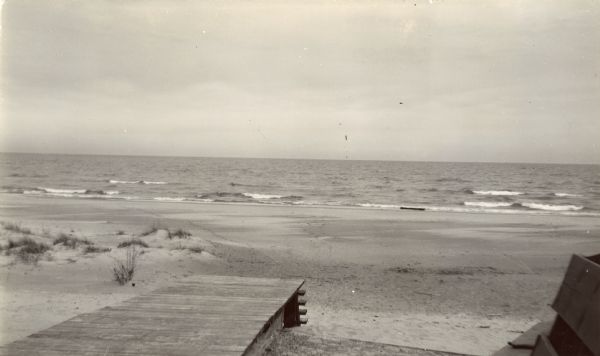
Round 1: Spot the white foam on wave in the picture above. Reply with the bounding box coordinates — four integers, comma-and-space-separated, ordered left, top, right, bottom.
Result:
23, 188, 126, 200
79, 194, 121, 199
358, 203, 402, 209
426, 205, 599, 216
554, 192, 581, 197
464, 201, 512, 208
521, 202, 583, 211
473, 190, 523, 196
243, 192, 283, 199
428, 206, 516, 214
38, 187, 87, 194
23, 190, 43, 195
25, 190, 75, 198
292, 200, 317, 205
109, 180, 167, 185
153, 197, 186, 202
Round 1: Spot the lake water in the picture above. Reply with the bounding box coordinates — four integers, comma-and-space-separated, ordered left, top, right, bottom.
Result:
1, 153, 599, 216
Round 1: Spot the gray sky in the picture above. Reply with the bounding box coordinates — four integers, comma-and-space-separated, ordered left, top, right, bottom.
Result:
1, 0, 599, 163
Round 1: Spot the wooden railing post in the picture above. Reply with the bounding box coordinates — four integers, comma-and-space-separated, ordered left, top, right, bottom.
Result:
283, 292, 299, 327
283, 288, 308, 328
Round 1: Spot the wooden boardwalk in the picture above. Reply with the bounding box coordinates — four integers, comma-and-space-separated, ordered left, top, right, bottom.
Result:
0, 275, 305, 356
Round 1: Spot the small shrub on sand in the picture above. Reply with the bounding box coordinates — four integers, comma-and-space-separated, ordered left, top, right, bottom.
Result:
140, 224, 161, 237
169, 229, 191, 239
116, 230, 126, 235
139, 224, 190, 239
5, 237, 49, 252
1, 222, 32, 235
4, 237, 51, 264
172, 244, 203, 254
84, 246, 111, 254
117, 239, 149, 248
187, 246, 203, 254
53, 233, 92, 249
112, 246, 139, 285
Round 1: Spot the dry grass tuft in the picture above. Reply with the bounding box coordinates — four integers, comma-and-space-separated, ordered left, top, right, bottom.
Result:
112, 246, 140, 285
117, 239, 149, 248
1, 222, 32, 235
84, 246, 111, 254
53, 233, 92, 249
3, 237, 51, 264
169, 229, 191, 239
140, 223, 162, 237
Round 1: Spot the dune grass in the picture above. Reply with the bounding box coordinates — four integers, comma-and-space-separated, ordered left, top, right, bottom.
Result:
112, 246, 139, 285
1, 222, 32, 235
172, 244, 203, 253
53, 233, 92, 249
3, 237, 51, 264
140, 223, 161, 237
169, 228, 191, 239
117, 239, 149, 248
84, 245, 111, 254
139, 223, 191, 240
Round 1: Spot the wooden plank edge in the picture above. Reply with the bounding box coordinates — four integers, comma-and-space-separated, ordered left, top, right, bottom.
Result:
242, 280, 305, 355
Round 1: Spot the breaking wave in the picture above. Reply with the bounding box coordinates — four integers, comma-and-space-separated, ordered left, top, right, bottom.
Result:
108, 180, 138, 184
243, 193, 283, 199
358, 203, 402, 209
520, 202, 583, 211
553, 192, 581, 197
464, 201, 513, 208
197, 191, 303, 203
471, 190, 524, 196
153, 197, 186, 202
108, 180, 167, 185
35, 187, 120, 196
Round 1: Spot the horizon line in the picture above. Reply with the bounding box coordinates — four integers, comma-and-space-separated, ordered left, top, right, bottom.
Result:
1, 150, 598, 166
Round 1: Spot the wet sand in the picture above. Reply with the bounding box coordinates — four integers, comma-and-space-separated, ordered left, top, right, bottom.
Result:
1, 195, 599, 355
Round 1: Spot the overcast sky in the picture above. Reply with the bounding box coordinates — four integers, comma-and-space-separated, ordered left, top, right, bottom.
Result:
1, 0, 599, 163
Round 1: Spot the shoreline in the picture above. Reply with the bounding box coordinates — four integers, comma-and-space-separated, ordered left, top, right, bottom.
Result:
1, 194, 599, 354
2, 193, 599, 218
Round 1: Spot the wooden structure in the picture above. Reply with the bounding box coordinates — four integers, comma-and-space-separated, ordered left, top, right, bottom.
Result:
494, 254, 600, 356
0, 275, 306, 356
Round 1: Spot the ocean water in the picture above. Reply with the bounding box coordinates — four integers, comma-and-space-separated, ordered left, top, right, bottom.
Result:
1, 153, 599, 216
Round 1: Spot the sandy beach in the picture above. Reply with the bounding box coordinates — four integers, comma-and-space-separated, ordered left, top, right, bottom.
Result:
1, 195, 599, 355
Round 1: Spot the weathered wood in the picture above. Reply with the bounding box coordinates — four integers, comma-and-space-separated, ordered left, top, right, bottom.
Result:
507, 320, 553, 350
0, 275, 305, 356
531, 335, 559, 356
490, 319, 553, 356
551, 254, 600, 356
283, 292, 299, 327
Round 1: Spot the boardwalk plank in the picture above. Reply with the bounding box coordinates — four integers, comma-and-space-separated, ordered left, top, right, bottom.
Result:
0, 275, 304, 356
